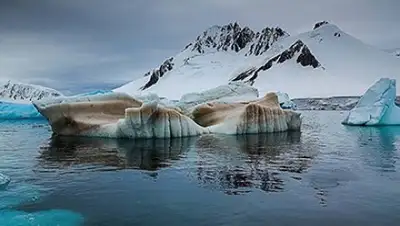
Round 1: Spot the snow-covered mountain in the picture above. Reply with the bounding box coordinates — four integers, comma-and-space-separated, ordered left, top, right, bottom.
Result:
0, 80, 63, 103
115, 21, 400, 99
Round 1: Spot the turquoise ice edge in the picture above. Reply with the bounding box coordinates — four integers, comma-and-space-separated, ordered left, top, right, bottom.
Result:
0, 90, 112, 120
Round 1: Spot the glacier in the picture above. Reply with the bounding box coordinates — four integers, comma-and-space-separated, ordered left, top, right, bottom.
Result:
342, 78, 400, 126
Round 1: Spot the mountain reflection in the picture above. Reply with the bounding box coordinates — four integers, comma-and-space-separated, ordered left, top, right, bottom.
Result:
193, 132, 315, 194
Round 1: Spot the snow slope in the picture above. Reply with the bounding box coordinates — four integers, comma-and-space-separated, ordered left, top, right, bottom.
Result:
0, 80, 63, 103
115, 21, 400, 99
248, 23, 400, 98
114, 22, 288, 99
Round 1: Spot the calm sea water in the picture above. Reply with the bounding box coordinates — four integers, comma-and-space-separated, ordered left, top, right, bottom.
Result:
0, 111, 399, 226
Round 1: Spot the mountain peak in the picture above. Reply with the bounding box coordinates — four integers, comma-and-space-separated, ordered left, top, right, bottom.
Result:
313, 21, 329, 30
184, 22, 289, 56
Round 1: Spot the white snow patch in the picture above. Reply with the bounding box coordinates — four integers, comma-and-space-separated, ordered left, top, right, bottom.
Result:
179, 81, 259, 104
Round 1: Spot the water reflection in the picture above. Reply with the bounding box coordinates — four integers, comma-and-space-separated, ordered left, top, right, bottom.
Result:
38, 135, 196, 171
38, 131, 317, 195
193, 132, 315, 194
345, 126, 400, 173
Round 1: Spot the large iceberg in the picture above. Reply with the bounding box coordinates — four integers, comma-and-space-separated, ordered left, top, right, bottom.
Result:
342, 78, 400, 126
33, 91, 302, 138
33, 92, 209, 138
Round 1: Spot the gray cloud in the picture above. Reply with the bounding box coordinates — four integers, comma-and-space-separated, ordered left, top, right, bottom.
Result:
0, 0, 399, 94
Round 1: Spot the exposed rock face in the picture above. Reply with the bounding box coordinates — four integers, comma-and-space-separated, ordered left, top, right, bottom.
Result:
313, 21, 329, 30
0, 80, 62, 102
137, 22, 289, 91
246, 27, 287, 56
232, 40, 321, 82
187, 22, 288, 56
297, 43, 320, 67
140, 57, 174, 90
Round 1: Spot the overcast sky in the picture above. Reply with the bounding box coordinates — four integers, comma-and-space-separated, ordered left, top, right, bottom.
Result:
0, 0, 399, 94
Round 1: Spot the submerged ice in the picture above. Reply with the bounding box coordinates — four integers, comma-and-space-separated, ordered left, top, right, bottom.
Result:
0, 209, 84, 226
0, 179, 83, 226
342, 78, 400, 126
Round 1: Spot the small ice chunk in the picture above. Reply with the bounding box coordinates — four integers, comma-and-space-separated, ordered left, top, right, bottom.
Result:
0, 173, 10, 190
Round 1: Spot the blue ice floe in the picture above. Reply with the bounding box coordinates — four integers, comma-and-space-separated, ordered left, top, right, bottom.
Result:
342, 78, 400, 126
0, 101, 44, 120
